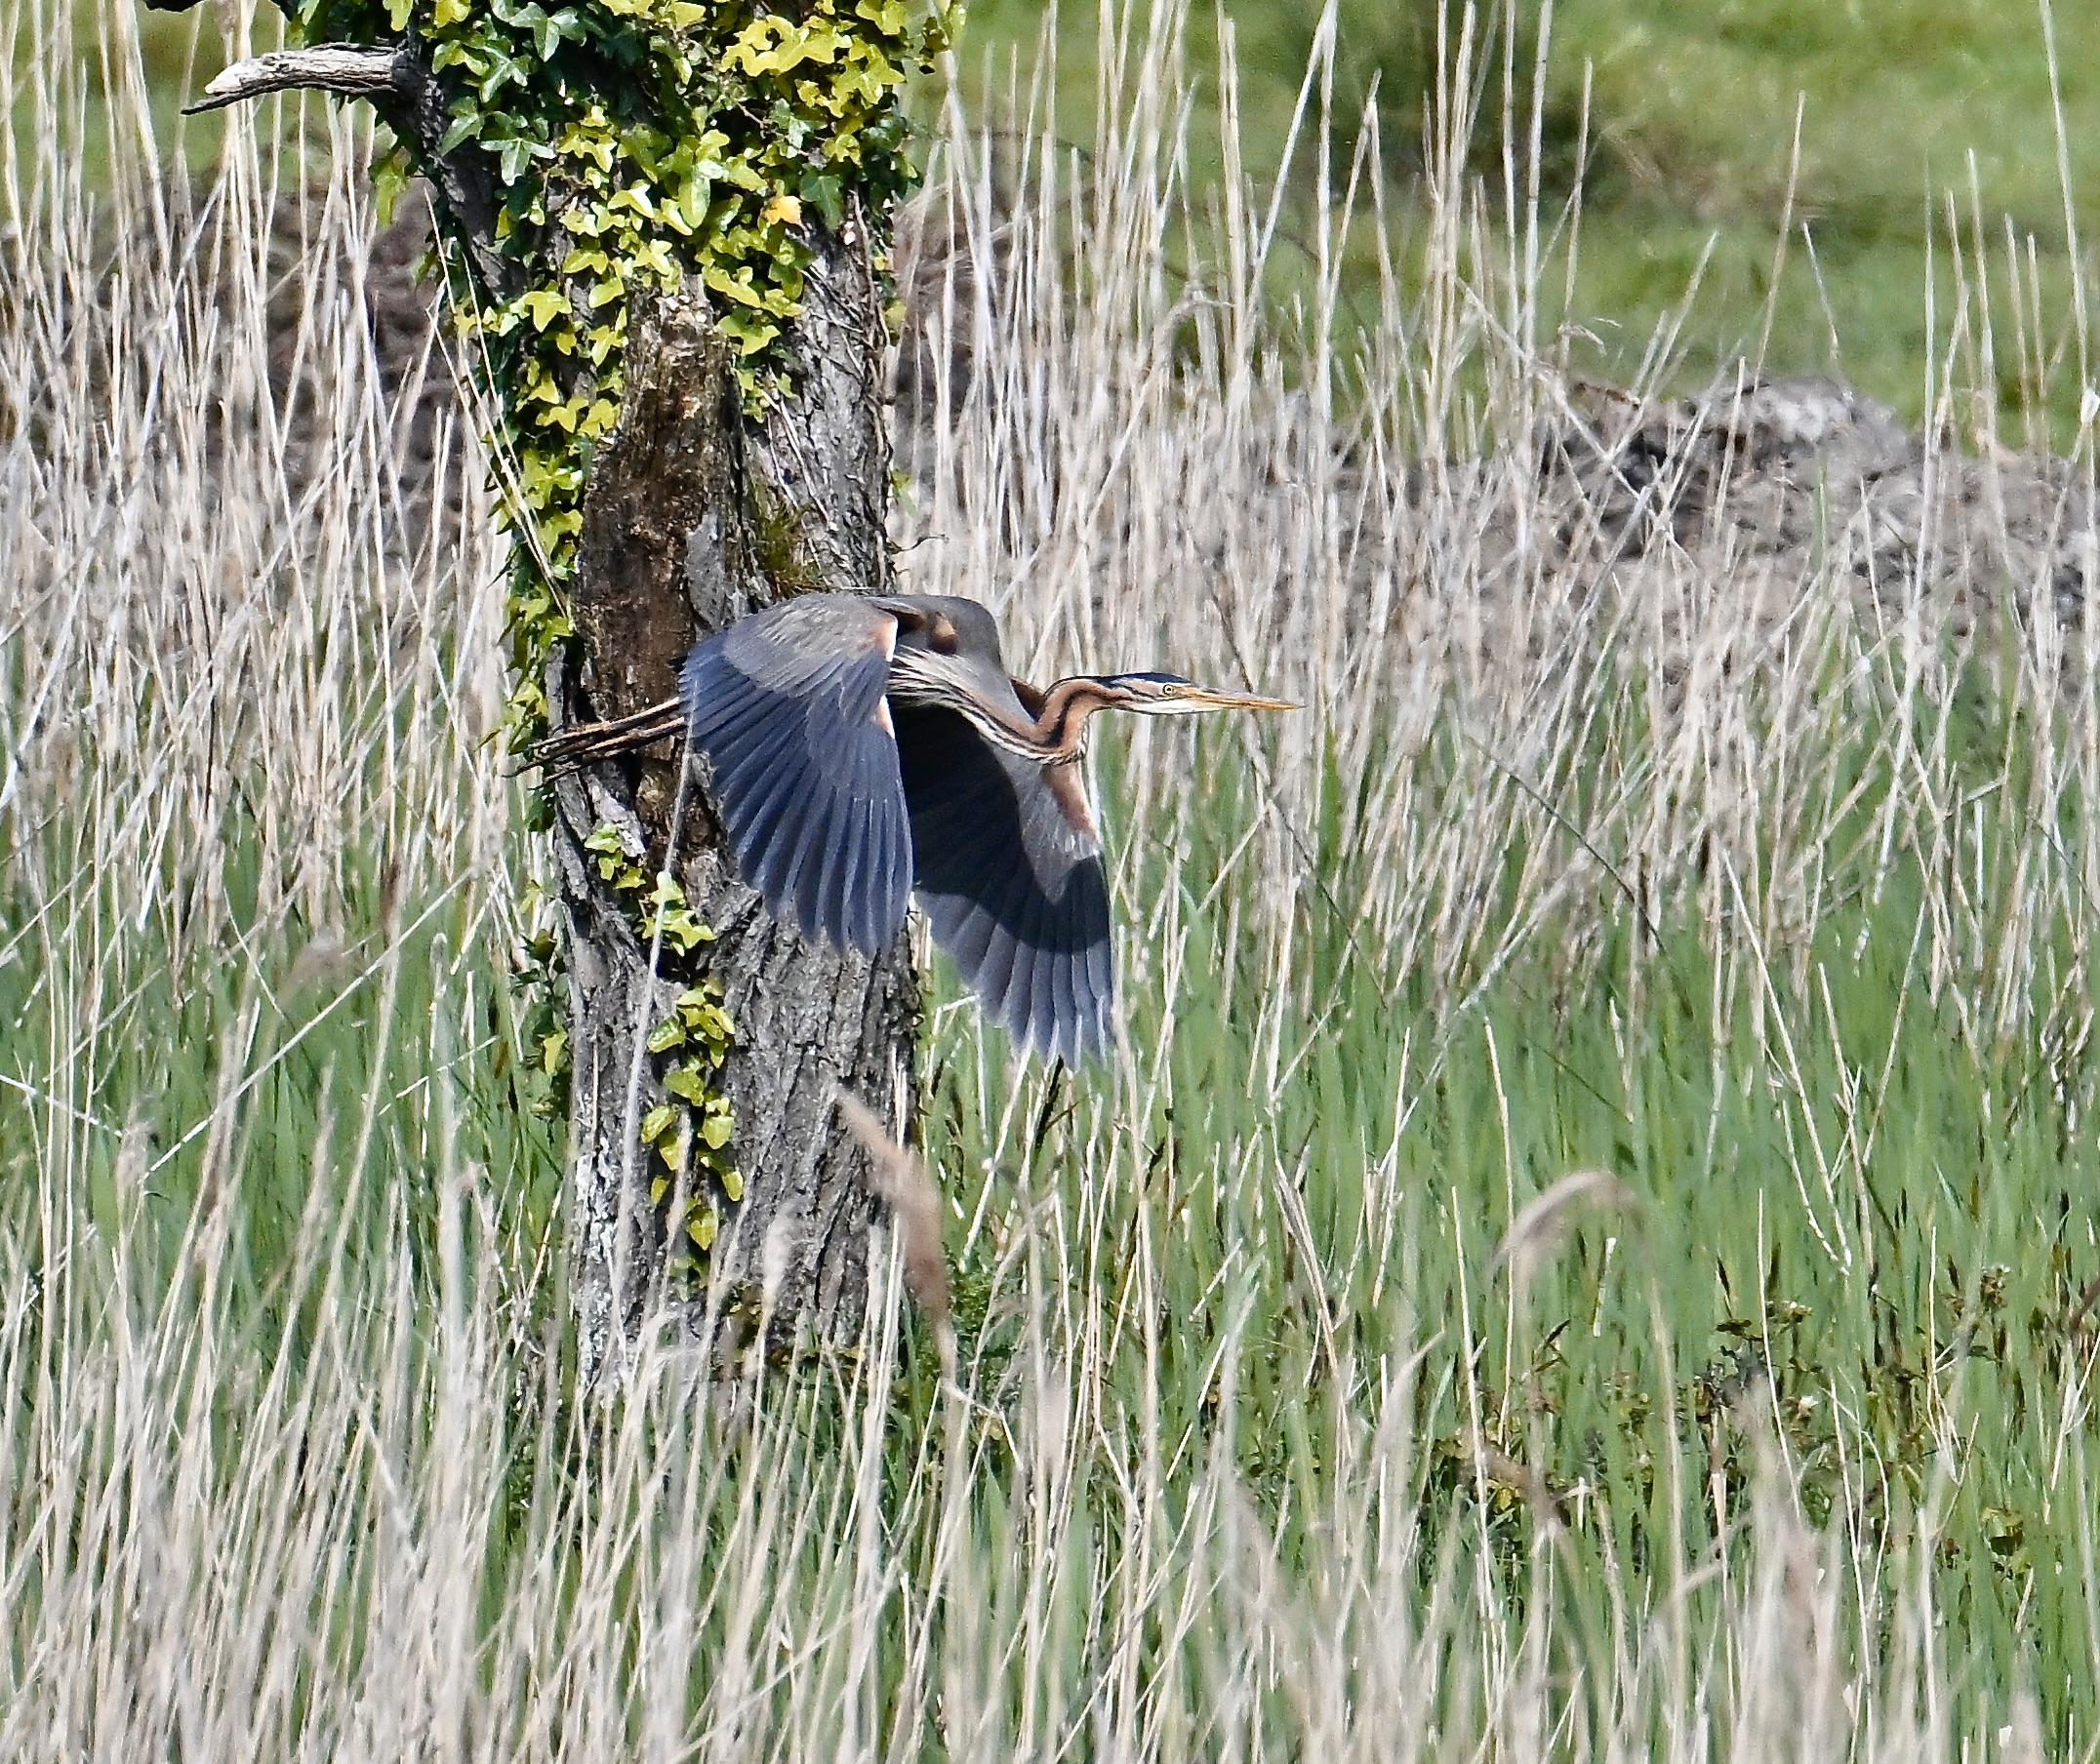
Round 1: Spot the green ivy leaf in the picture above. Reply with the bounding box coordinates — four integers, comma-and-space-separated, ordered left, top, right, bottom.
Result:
664, 1064, 712, 1103
491, 135, 547, 183
437, 107, 483, 155
799, 171, 845, 230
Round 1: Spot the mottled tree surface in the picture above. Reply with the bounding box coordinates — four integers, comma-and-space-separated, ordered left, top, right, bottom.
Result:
554, 260, 918, 1383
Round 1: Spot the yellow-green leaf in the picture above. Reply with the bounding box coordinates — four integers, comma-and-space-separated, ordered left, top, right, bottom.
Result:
702, 264, 765, 309
518, 287, 569, 329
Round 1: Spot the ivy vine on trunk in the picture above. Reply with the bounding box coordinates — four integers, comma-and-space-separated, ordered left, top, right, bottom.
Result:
163, 0, 949, 1381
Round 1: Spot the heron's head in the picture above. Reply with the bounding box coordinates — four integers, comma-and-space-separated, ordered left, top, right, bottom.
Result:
1091, 671, 1299, 716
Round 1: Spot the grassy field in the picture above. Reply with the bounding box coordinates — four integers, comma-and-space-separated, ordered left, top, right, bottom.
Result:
7, 0, 2100, 1755
953, 0, 2100, 435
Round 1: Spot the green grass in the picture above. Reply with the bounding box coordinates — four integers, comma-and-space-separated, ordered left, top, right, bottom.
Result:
936, 676, 2091, 1737
11, 686, 2099, 1748
0, 827, 561, 1331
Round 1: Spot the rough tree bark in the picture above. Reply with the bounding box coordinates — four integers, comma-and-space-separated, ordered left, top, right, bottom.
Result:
169, 3, 924, 1384
556, 253, 919, 1382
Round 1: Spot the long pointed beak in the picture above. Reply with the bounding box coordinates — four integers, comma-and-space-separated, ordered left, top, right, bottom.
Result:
1183, 687, 1300, 712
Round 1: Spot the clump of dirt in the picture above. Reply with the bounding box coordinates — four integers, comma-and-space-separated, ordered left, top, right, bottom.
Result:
1529, 374, 2097, 676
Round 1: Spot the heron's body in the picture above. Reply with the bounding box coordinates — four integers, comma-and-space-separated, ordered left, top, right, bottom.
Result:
535, 593, 1291, 1062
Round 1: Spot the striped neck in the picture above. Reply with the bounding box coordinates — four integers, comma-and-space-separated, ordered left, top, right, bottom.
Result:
886, 651, 1106, 764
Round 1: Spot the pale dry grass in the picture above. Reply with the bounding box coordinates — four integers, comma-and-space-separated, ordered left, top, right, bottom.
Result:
0, 0, 2095, 1755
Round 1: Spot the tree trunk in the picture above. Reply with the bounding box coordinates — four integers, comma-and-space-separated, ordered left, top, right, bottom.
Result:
553, 232, 918, 1384
166, 0, 931, 1383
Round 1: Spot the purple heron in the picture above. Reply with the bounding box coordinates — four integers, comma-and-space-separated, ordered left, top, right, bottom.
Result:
535, 593, 1294, 1062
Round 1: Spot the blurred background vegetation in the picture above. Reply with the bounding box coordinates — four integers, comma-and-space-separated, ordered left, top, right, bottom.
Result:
116, 0, 2099, 430
954, 0, 2100, 431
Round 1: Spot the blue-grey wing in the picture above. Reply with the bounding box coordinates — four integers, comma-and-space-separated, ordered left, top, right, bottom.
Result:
680, 594, 913, 953
893, 704, 1115, 1063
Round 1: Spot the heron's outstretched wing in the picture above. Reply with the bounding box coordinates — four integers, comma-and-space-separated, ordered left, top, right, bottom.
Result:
893, 704, 1114, 1063
681, 594, 913, 953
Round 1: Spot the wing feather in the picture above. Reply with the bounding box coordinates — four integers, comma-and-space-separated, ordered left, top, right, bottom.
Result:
819, 788, 863, 950
676, 595, 913, 953
697, 701, 787, 771
716, 722, 803, 866
894, 704, 1116, 1062
753, 763, 821, 906
874, 792, 905, 952
1045, 913, 1080, 1065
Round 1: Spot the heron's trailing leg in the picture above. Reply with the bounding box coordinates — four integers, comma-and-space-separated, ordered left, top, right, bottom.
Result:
531, 699, 687, 773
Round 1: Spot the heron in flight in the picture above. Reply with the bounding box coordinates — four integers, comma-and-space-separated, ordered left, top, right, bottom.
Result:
536, 593, 1294, 1062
